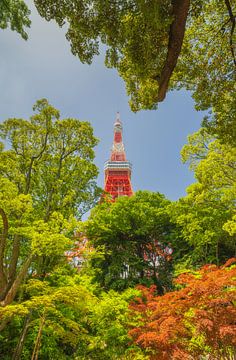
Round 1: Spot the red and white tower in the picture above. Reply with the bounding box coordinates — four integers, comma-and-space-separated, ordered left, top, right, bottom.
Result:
104, 113, 133, 200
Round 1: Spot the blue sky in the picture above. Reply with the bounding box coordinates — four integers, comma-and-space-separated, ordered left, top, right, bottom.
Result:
0, 2, 204, 201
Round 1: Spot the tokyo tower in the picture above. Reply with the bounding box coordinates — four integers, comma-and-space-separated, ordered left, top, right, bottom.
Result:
104, 113, 133, 200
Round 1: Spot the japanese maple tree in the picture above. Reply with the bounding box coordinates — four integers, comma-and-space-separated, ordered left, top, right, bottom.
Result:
129, 258, 236, 360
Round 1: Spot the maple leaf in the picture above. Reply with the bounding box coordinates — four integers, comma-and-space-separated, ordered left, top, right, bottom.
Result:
129, 258, 236, 359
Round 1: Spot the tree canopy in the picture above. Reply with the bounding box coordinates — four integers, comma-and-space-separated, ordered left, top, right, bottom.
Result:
129, 258, 236, 360
1, 2, 236, 358
0, 267, 141, 359
33, 0, 236, 143
169, 128, 236, 266
83, 191, 187, 292
2, 1, 235, 142
0, 99, 100, 307
0, 0, 31, 39
0, 98, 100, 220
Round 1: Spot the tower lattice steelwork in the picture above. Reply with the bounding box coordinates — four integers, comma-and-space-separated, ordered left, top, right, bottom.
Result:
104, 113, 133, 200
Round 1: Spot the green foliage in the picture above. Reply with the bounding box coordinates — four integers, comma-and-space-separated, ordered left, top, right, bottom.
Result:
85, 288, 139, 359
0, 98, 100, 219
0, 268, 142, 359
83, 191, 185, 292
2, 2, 236, 358
170, 128, 236, 265
173, 0, 236, 145
34, 0, 172, 111
0, 99, 100, 307
34, 1, 235, 142
223, 214, 236, 236
0, 176, 74, 284
0, 0, 31, 39
0, 274, 94, 359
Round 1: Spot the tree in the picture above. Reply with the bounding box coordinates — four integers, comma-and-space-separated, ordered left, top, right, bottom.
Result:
33, 0, 189, 109
173, 0, 236, 145
0, 269, 96, 359
3, 1, 234, 142
0, 265, 142, 359
34, 0, 236, 143
169, 128, 236, 266
0, 99, 100, 306
0, 0, 31, 39
129, 258, 236, 360
83, 191, 185, 292
0, 99, 100, 220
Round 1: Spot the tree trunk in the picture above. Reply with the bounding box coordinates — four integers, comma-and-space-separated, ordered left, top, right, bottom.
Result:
0, 208, 8, 292
12, 309, 32, 360
0, 255, 33, 307
8, 234, 21, 285
0, 318, 11, 332
31, 313, 46, 360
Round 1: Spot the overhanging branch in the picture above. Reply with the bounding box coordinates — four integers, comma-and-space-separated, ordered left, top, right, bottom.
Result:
224, 0, 236, 67
157, 0, 190, 101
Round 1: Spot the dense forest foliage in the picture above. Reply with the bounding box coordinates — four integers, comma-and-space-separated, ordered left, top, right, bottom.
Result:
0, 0, 236, 359
0, 99, 235, 359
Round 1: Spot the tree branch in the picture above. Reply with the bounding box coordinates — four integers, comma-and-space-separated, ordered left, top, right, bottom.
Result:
8, 234, 21, 286
12, 309, 33, 360
31, 311, 46, 360
224, 0, 236, 67
0, 208, 8, 290
0, 254, 33, 307
157, 0, 190, 101
45, 150, 65, 221
25, 131, 49, 194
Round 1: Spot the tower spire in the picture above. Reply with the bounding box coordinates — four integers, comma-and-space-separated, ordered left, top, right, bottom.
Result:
111, 112, 126, 162
116, 111, 121, 122
104, 113, 133, 200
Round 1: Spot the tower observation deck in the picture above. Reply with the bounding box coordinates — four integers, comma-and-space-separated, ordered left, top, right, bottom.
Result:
104, 113, 133, 200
